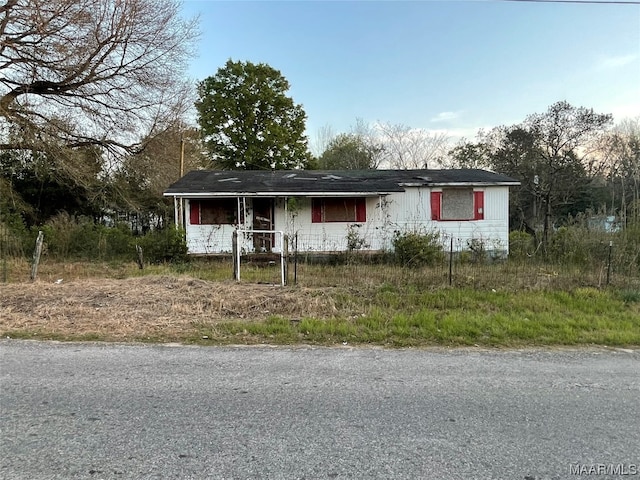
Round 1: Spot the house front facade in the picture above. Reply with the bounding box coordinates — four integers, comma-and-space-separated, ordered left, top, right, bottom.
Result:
163, 169, 520, 256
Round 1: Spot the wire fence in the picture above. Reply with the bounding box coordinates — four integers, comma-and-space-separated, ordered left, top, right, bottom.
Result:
2, 224, 639, 291
0, 221, 20, 283
280, 232, 640, 291
286, 256, 639, 291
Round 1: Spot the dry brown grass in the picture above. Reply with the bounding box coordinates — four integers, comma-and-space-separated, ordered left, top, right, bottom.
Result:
2, 261, 639, 346
0, 275, 338, 341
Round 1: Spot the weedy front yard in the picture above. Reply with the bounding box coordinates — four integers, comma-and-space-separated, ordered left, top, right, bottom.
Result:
1, 259, 639, 347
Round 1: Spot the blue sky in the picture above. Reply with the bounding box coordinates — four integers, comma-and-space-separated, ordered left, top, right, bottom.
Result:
180, 0, 640, 148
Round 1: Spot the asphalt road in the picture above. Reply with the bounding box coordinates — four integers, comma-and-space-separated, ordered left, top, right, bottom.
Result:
1, 341, 638, 480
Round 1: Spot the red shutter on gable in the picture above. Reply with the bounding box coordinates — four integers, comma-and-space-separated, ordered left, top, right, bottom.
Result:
430, 192, 441, 221
190, 200, 200, 225
356, 198, 366, 222
311, 199, 322, 223
474, 191, 484, 220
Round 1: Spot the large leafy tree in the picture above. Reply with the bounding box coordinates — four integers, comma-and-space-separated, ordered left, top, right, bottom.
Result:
195, 60, 310, 170
318, 133, 384, 170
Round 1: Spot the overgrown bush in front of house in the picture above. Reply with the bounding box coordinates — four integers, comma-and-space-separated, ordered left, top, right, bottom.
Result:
1, 212, 188, 264
509, 230, 535, 260
0, 211, 31, 258
547, 226, 610, 267
346, 224, 369, 251
614, 221, 640, 274
466, 238, 486, 263
40, 213, 135, 260
392, 230, 444, 267
135, 226, 188, 264
104, 222, 137, 259
39, 213, 90, 259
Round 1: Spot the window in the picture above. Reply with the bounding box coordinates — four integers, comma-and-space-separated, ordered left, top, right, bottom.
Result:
430, 189, 484, 221
312, 198, 366, 223
190, 199, 239, 225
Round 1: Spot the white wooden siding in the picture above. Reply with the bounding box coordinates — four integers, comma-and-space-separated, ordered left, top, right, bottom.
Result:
428, 187, 510, 253
184, 186, 511, 255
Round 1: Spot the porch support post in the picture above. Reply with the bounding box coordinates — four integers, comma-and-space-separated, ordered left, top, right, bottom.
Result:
173, 197, 179, 228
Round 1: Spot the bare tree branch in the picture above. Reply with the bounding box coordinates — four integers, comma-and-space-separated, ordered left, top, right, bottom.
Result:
375, 121, 450, 169
0, 0, 198, 155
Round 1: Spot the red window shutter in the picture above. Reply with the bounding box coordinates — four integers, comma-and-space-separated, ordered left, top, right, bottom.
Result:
474, 191, 484, 220
190, 200, 200, 225
430, 192, 441, 221
356, 198, 366, 222
311, 199, 322, 223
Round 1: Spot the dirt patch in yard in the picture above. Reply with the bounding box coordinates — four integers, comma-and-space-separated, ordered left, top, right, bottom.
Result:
0, 276, 339, 341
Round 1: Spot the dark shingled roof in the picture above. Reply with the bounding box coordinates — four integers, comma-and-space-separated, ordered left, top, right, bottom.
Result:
164, 169, 520, 197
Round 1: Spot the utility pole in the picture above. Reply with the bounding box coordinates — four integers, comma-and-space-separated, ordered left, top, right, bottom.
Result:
176, 135, 185, 229
180, 135, 185, 177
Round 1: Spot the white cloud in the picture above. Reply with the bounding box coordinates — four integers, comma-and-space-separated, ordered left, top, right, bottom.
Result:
443, 126, 484, 141
597, 54, 638, 70
609, 101, 640, 122
430, 111, 460, 123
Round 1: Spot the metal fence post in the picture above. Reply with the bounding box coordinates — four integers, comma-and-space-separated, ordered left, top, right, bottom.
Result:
294, 233, 298, 285
283, 234, 289, 286
1, 221, 7, 283
30, 230, 44, 281
449, 236, 454, 286
606, 240, 613, 286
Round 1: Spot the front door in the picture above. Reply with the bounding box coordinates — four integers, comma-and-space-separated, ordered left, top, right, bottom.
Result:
252, 198, 274, 252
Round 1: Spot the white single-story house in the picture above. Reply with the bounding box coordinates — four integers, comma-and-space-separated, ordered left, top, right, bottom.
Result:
163, 169, 520, 256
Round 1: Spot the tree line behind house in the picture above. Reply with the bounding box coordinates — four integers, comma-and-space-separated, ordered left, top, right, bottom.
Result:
0, 0, 638, 266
